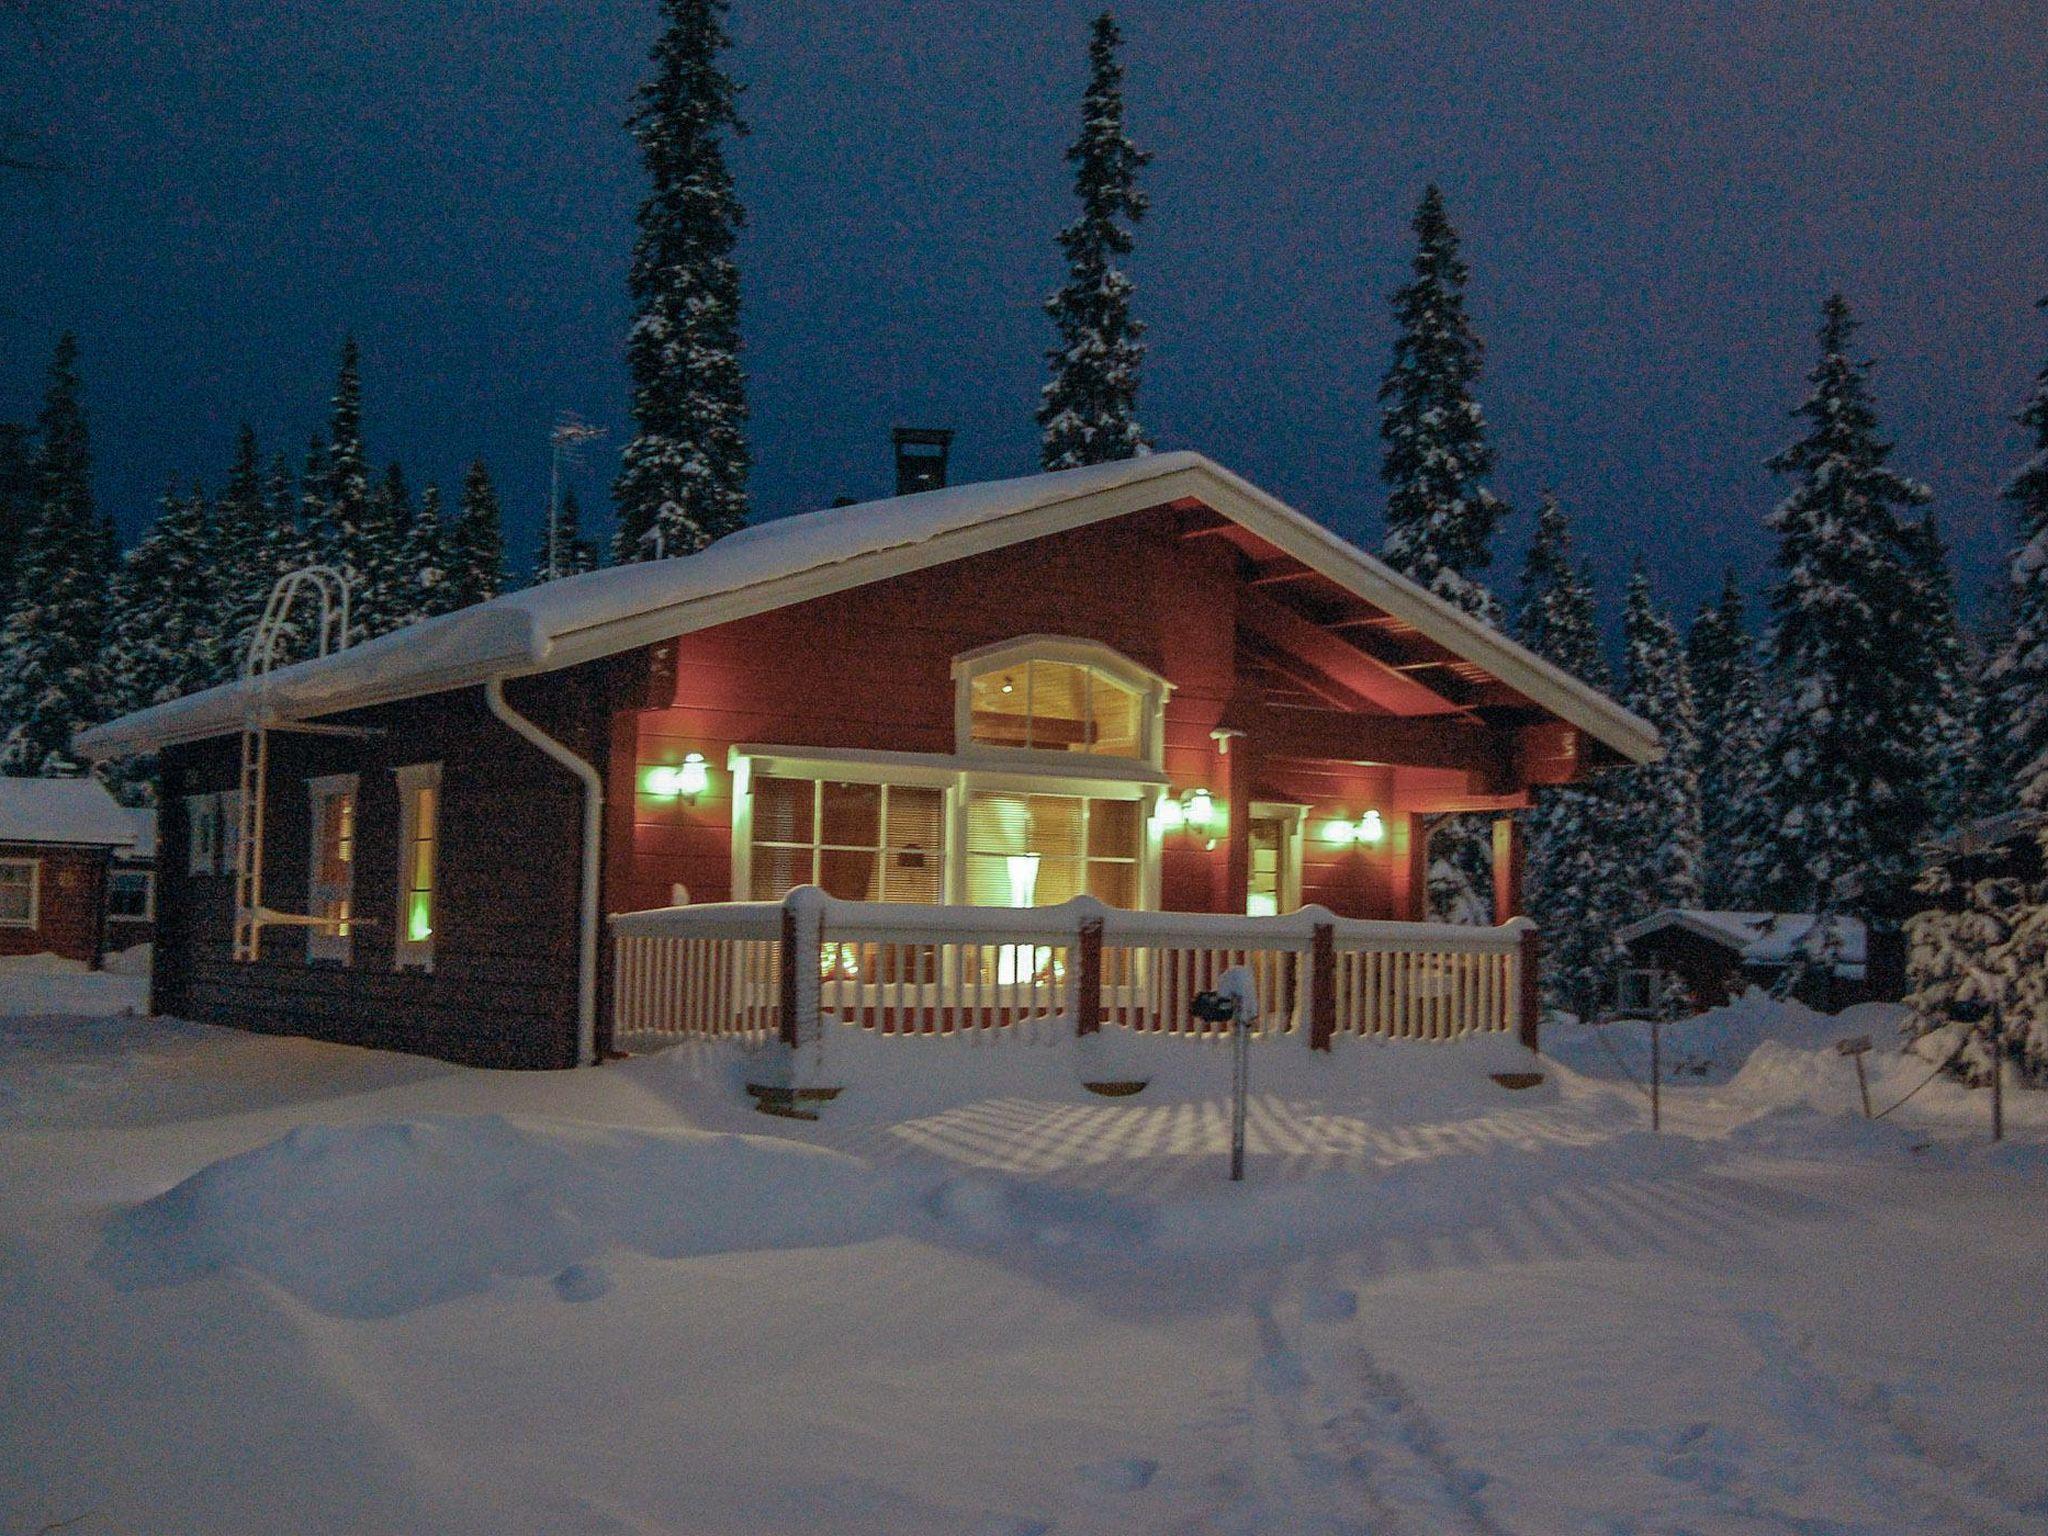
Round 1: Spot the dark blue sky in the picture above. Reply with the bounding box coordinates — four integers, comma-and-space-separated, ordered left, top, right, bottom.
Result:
2, 0, 2043, 624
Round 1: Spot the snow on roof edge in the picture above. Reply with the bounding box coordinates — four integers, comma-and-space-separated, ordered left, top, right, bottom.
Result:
0, 776, 141, 846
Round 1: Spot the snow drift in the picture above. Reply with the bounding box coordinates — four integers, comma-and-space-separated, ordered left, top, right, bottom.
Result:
95, 1113, 900, 1317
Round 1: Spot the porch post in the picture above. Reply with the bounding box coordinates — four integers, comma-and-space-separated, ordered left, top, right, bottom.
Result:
1491, 815, 1525, 921
1516, 920, 1542, 1053
1073, 905, 1104, 1036
778, 886, 824, 1050
1308, 918, 1336, 1051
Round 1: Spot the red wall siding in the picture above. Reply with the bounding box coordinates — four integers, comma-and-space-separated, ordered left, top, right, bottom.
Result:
616, 508, 1420, 920
0, 844, 109, 966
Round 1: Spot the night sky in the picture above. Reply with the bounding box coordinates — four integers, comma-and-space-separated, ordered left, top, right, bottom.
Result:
2, 0, 2043, 627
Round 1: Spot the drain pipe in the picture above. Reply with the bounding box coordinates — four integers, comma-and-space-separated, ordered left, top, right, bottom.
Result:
484, 677, 602, 1067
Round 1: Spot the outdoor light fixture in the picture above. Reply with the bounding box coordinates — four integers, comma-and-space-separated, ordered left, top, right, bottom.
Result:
646, 752, 710, 802
1182, 787, 1216, 831
1325, 809, 1386, 847
1152, 796, 1186, 833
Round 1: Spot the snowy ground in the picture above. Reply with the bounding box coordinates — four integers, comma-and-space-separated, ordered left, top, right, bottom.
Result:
3, 988, 2045, 1535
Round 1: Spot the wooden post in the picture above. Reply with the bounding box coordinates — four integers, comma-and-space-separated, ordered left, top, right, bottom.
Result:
1074, 910, 1104, 1036
1308, 920, 1336, 1052
778, 899, 802, 1049
1516, 922, 1542, 1053
1490, 815, 1525, 922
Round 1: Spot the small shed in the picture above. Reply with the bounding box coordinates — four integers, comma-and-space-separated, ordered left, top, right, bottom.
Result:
1616, 908, 1876, 1011
0, 777, 144, 968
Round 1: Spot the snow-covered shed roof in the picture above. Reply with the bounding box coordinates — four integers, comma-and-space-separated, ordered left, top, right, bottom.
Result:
76, 452, 1659, 765
0, 776, 142, 848
1617, 909, 1867, 976
116, 807, 157, 860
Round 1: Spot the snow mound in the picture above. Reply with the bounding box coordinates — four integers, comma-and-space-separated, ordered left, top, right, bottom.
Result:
95, 1114, 899, 1317
1544, 990, 1855, 1085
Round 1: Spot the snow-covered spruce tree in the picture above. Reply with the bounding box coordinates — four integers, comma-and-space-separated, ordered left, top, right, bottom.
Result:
303, 342, 406, 639
529, 487, 601, 585
0, 334, 114, 777
1982, 300, 2048, 807
445, 460, 505, 609
612, 0, 750, 562
211, 425, 311, 676
1514, 494, 1626, 1015
1379, 184, 1506, 625
1686, 573, 1773, 909
400, 482, 452, 622
102, 483, 224, 799
1612, 568, 1704, 925
1038, 10, 1151, 472
1380, 185, 1506, 918
1900, 512, 1980, 829
0, 421, 33, 615
1759, 295, 1935, 952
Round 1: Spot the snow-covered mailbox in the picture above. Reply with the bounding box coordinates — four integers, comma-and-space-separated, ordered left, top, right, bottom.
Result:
0, 777, 148, 969
77, 452, 1656, 1069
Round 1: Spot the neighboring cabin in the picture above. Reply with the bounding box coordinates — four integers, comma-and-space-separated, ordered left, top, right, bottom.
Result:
0, 777, 153, 969
1615, 908, 1892, 1012
77, 452, 1658, 1069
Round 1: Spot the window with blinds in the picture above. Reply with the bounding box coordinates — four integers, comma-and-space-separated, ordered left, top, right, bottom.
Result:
749, 775, 945, 903
964, 791, 1139, 908
394, 763, 440, 970
307, 775, 357, 964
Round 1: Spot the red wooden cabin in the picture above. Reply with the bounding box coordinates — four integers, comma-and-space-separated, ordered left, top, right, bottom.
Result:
79, 453, 1656, 1069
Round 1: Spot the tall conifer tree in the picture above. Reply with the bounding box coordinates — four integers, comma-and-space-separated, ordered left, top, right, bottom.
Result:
1901, 511, 1978, 827
0, 422, 32, 615
1759, 295, 1935, 934
1983, 303, 2048, 808
529, 488, 600, 585
103, 482, 223, 796
1686, 573, 1773, 909
1613, 569, 1704, 919
447, 460, 505, 609
1379, 184, 1505, 624
0, 334, 114, 776
212, 424, 302, 674
613, 0, 750, 561
398, 481, 451, 624
1515, 494, 1625, 1015
1038, 10, 1151, 472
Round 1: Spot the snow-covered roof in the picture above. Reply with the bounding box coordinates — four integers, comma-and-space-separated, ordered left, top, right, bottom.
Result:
0, 776, 142, 848
1617, 908, 1867, 973
76, 452, 1659, 765
115, 807, 157, 860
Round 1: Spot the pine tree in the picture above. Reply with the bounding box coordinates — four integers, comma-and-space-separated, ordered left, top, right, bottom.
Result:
1686, 573, 1773, 909
306, 339, 368, 568
1983, 298, 2048, 810
0, 421, 33, 615
103, 482, 224, 797
212, 424, 309, 676
445, 460, 505, 609
530, 487, 601, 585
1038, 10, 1151, 473
1758, 295, 1935, 940
1515, 494, 1625, 1015
368, 462, 434, 629
0, 334, 115, 776
1901, 511, 1979, 828
613, 0, 751, 561
1378, 184, 1506, 624
400, 482, 452, 622
1612, 569, 1704, 922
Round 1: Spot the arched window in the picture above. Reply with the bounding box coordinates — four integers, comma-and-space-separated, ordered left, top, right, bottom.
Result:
952, 637, 1169, 767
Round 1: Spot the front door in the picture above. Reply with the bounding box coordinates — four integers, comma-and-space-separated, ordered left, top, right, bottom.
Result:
1246, 815, 1293, 916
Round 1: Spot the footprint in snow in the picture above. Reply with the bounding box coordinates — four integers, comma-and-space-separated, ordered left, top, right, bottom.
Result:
552, 1262, 611, 1302
1077, 1456, 1159, 1493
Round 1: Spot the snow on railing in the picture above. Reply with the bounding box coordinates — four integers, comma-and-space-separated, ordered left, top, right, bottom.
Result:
608, 889, 1538, 1050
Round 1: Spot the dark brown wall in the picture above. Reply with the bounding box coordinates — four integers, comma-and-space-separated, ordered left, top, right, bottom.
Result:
0, 843, 110, 967
154, 662, 625, 1069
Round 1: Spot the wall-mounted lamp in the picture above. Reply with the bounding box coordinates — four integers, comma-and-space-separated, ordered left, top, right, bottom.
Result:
1323, 808, 1386, 847
646, 751, 711, 802
1183, 787, 1217, 831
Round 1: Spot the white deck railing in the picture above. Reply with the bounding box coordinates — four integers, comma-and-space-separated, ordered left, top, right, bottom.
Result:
611, 889, 1538, 1051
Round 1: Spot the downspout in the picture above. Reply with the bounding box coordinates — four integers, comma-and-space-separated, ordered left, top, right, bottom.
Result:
484, 677, 602, 1067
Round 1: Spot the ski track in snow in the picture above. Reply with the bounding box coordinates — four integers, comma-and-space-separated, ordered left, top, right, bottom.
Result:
1172, 1270, 1511, 1536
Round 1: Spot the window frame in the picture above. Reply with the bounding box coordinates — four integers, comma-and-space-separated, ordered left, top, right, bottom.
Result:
951, 636, 1171, 771
392, 762, 441, 971
0, 857, 40, 928
305, 773, 358, 965
962, 787, 1144, 910
742, 770, 953, 906
107, 867, 155, 922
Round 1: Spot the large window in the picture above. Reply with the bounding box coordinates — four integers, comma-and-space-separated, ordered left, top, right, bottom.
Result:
307, 774, 357, 964
394, 763, 440, 970
749, 775, 945, 903
967, 660, 1142, 757
0, 859, 38, 927
954, 637, 1167, 766
965, 791, 1140, 908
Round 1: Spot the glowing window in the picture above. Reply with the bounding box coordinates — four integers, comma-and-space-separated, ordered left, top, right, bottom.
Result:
965, 657, 1147, 759
748, 776, 944, 903
394, 763, 440, 970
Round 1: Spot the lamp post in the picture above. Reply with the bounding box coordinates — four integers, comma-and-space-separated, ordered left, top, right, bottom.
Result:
547, 413, 606, 581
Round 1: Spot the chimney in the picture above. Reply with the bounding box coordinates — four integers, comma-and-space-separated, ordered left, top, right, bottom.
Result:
892, 427, 954, 497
